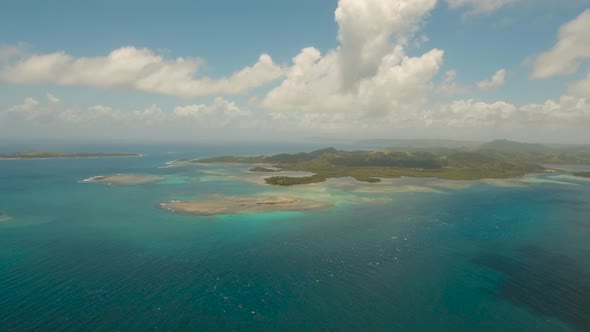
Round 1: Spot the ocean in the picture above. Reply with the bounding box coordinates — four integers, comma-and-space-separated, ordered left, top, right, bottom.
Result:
1, 143, 589, 331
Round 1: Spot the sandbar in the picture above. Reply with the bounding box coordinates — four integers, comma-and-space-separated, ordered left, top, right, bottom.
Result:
81, 174, 163, 185
160, 195, 330, 216
0, 212, 12, 222
249, 166, 280, 173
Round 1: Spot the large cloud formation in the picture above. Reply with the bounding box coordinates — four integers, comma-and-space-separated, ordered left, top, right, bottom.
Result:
256, 0, 590, 139
2, 0, 590, 142
0, 94, 264, 140
1, 47, 283, 97
261, 0, 443, 121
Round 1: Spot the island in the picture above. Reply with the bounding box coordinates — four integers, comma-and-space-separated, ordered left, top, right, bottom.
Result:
188, 147, 545, 186
0, 151, 140, 159
0, 212, 11, 222
573, 172, 590, 178
81, 174, 163, 185
182, 140, 590, 186
160, 195, 330, 216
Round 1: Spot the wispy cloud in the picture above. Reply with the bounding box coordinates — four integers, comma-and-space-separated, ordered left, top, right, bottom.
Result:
446, 0, 519, 15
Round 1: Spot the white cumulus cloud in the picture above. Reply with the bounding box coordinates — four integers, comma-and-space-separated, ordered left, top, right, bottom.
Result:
477, 69, 506, 90
531, 9, 590, 79
47, 93, 60, 103
8, 97, 39, 112
336, 0, 437, 89
0, 95, 265, 140
1, 47, 283, 97
174, 97, 255, 128
261, 0, 443, 121
4, 91, 590, 142
425, 95, 590, 130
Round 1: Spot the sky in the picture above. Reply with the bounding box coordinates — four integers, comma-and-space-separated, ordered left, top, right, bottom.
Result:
1, 0, 590, 143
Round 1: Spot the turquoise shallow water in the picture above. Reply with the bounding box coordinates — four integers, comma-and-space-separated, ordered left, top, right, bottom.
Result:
1, 144, 589, 331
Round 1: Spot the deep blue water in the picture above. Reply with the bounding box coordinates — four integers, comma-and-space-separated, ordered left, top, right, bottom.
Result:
1, 144, 589, 331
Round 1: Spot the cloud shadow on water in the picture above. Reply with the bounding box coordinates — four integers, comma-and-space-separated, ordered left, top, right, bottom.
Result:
473, 246, 590, 331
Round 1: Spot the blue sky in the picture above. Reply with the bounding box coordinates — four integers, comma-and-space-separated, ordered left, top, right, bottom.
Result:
0, 0, 338, 70
0, 0, 338, 111
1, 0, 590, 142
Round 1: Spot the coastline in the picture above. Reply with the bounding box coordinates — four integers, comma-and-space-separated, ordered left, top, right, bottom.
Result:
167, 156, 577, 188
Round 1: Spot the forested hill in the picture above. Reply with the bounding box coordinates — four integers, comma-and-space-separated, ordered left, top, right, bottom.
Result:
192, 143, 556, 185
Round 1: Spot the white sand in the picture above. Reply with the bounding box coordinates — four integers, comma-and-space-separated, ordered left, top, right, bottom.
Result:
81, 174, 163, 185
161, 195, 331, 216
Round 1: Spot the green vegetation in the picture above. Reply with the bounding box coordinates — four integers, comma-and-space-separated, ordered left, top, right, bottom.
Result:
265, 174, 327, 185
197, 155, 264, 163
359, 138, 482, 150
361, 139, 590, 165
573, 172, 590, 178
478, 140, 590, 165
249, 166, 278, 173
0, 151, 140, 159
189, 141, 576, 186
